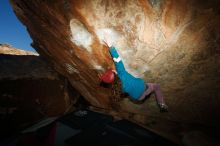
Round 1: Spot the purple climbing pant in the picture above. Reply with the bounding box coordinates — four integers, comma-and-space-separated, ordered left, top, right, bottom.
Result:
138, 83, 165, 104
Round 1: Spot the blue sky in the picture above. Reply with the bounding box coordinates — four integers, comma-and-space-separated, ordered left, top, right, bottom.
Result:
0, 0, 36, 52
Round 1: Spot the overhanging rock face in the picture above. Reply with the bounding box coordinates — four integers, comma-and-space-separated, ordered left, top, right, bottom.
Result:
10, 0, 220, 142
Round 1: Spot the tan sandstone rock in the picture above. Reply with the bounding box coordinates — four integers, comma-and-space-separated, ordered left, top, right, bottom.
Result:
10, 0, 220, 143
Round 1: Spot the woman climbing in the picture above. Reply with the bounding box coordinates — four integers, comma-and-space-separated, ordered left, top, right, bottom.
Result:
101, 37, 168, 112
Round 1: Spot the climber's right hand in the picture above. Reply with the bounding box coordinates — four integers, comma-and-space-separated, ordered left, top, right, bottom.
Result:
103, 33, 112, 48
103, 40, 110, 48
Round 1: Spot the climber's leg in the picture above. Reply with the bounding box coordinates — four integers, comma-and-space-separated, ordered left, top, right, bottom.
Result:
139, 83, 168, 111
152, 83, 165, 104
138, 83, 154, 101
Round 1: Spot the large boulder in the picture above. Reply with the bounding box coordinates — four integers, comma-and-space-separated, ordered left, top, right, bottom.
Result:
10, 0, 220, 143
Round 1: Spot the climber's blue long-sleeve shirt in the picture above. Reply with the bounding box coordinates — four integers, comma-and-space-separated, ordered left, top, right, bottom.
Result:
109, 46, 148, 100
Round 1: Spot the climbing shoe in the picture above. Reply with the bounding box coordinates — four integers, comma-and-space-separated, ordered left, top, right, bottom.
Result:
159, 103, 168, 113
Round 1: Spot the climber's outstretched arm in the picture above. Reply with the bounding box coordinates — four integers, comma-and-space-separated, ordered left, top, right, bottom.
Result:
108, 46, 126, 75
103, 35, 126, 75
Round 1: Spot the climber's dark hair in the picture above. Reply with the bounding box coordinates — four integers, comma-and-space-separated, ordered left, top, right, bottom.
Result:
100, 74, 128, 102
111, 75, 129, 102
